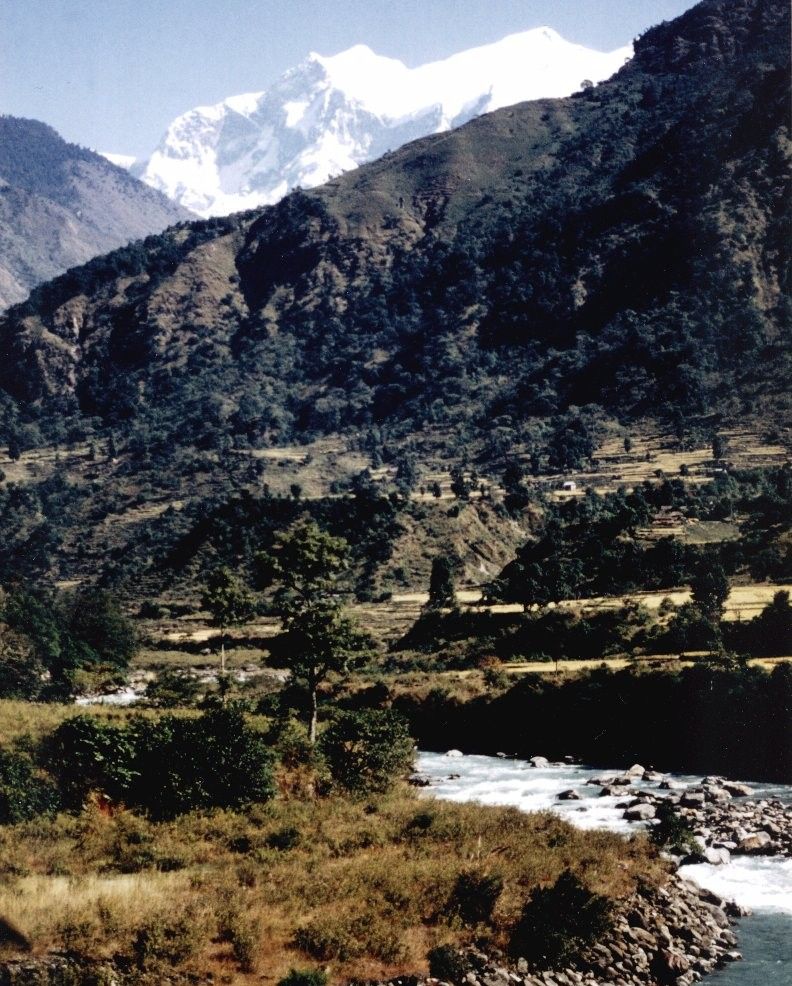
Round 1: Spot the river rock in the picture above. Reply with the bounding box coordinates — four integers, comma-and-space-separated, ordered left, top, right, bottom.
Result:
624, 803, 656, 821
722, 781, 753, 797
558, 789, 581, 800
737, 831, 772, 853
530, 756, 550, 767
625, 763, 646, 777
446, 749, 464, 758
703, 846, 730, 865
408, 774, 432, 787
680, 791, 705, 807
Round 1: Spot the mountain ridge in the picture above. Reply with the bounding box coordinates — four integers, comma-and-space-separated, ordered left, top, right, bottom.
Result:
0, 116, 193, 311
0, 0, 788, 454
136, 28, 631, 216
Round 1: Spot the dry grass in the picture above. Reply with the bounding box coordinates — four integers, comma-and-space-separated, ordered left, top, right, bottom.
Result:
0, 783, 668, 983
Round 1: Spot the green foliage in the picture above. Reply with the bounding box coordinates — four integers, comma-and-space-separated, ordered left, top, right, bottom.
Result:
427, 554, 456, 609
263, 521, 372, 740
144, 668, 201, 708
690, 555, 730, 620
0, 748, 60, 823
277, 970, 328, 986
1, 583, 137, 694
649, 803, 696, 854
448, 869, 504, 925
320, 710, 414, 794
46, 706, 275, 818
46, 715, 139, 810
509, 870, 613, 967
748, 590, 792, 655
201, 566, 257, 630
69, 588, 139, 668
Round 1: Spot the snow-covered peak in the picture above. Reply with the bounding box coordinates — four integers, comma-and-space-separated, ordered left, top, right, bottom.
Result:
139, 29, 632, 217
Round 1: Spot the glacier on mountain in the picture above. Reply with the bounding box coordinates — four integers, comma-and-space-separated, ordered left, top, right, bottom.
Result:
137, 28, 632, 217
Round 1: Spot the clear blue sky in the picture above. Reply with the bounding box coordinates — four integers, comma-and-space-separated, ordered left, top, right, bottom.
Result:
1, 1, 697, 158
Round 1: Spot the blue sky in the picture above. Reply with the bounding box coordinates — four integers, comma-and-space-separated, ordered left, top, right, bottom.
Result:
1, 1, 697, 158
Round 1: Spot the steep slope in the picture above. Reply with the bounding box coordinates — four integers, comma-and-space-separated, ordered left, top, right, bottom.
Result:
137, 29, 631, 216
0, 0, 788, 462
0, 117, 193, 310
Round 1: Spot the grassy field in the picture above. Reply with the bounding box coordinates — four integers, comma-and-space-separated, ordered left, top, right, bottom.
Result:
0, 782, 666, 983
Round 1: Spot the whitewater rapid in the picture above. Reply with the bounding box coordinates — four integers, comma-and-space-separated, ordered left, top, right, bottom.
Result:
415, 751, 792, 983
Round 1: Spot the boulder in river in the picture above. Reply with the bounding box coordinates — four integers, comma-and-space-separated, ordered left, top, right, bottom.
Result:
737, 831, 772, 853
722, 781, 753, 797
445, 749, 464, 758
529, 755, 549, 767
624, 803, 657, 821
557, 788, 581, 801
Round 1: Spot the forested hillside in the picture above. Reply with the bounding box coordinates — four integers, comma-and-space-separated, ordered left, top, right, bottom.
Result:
0, 0, 788, 595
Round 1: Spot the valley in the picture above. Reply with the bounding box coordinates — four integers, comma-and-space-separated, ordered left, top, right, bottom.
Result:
0, 0, 789, 983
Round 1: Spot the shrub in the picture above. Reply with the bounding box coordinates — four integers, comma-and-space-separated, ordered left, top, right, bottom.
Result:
46, 716, 138, 809
428, 944, 468, 980
319, 710, 414, 794
448, 870, 503, 925
278, 970, 327, 986
649, 802, 696, 854
46, 706, 275, 818
132, 909, 205, 969
266, 826, 301, 850
509, 870, 613, 968
128, 705, 276, 818
144, 668, 200, 708
0, 748, 60, 823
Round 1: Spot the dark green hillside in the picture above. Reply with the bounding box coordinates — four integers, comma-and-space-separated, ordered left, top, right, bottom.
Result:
1, 0, 788, 456
0, 0, 788, 599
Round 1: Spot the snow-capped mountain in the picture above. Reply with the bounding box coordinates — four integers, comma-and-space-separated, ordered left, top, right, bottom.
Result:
137, 29, 632, 217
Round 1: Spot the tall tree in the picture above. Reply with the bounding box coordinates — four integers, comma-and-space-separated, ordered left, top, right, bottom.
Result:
427, 555, 456, 610
257, 520, 371, 742
201, 567, 256, 672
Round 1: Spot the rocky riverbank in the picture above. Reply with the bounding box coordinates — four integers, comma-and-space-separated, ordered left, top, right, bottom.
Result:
0, 872, 748, 986
573, 766, 792, 862
375, 872, 745, 986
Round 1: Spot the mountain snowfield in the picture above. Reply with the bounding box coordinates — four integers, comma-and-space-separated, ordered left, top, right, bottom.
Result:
135, 28, 632, 217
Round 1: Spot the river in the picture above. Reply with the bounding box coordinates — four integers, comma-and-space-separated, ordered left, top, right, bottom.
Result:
415, 752, 792, 985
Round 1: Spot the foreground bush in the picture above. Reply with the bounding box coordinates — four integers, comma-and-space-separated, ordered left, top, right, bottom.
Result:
320, 709, 414, 793
47, 705, 275, 817
0, 748, 60, 823
509, 870, 614, 967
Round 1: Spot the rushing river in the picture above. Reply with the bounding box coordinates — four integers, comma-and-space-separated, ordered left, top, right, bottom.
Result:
416, 751, 792, 985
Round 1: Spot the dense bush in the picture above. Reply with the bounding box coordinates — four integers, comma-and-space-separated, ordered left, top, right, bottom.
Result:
320, 710, 414, 794
509, 871, 613, 967
277, 971, 327, 986
428, 944, 469, 980
0, 748, 60, 823
46, 706, 275, 818
448, 869, 504, 925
